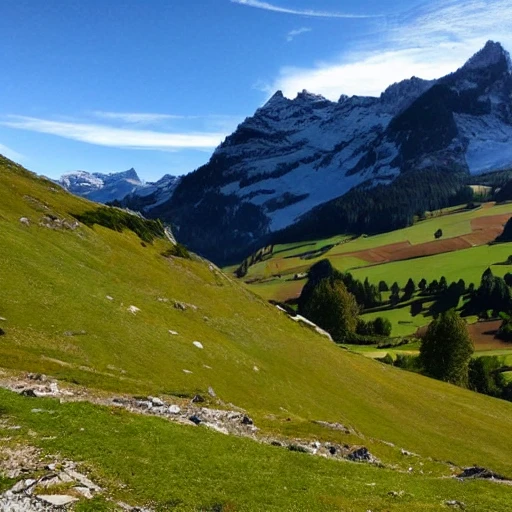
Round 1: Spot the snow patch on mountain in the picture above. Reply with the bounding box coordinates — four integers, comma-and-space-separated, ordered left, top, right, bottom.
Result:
456, 114, 512, 174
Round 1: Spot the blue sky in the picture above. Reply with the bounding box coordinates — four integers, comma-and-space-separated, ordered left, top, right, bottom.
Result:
0, 0, 511, 181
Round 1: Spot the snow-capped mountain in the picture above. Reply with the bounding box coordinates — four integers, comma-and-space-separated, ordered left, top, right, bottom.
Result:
138, 41, 512, 264
57, 169, 181, 205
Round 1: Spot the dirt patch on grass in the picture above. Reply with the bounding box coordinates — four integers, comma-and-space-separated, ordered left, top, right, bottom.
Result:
391, 238, 472, 260
341, 242, 412, 264
471, 214, 510, 232
467, 320, 512, 351
342, 238, 472, 265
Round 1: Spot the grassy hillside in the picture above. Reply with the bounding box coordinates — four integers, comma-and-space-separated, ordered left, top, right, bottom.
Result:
1, 156, 512, 508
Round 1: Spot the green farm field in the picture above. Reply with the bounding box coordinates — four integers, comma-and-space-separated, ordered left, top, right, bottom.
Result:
238, 202, 512, 304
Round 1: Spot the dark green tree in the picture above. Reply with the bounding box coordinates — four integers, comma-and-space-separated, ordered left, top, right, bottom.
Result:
439, 276, 448, 291
403, 278, 416, 300
418, 278, 427, 291
434, 228, 443, 239
429, 279, 439, 294
378, 280, 389, 292
301, 278, 359, 342
419, 310, 474, 386
373, 317, 392, 336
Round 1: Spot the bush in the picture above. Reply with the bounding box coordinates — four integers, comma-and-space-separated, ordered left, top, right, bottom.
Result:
373, 317, 392, 336
394, 354, 421, 371
469, 356, 505, 397
377, 353, 394, 366
74, 207, 165, 243
161, 243, 191, 259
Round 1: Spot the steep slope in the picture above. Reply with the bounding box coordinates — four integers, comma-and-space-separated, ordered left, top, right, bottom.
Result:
142, 41, 512, 264
57, 168, 181, 205
1, 154, 512, 480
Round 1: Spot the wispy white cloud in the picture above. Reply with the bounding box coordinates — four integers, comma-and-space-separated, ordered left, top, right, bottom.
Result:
1, 116, 226, 150
268, 0, 512, 99
231, 0, 379, 19
0, 143, 25, 162
286, 27, 311, 42
92, 111, 186, 124
92, 110, 243, 133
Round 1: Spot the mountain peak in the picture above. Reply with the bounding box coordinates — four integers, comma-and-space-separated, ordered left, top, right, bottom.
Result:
113, 168, 140, 181
258, 90, 291, 114
294, 89, 328, 103
464, 40, 511, 71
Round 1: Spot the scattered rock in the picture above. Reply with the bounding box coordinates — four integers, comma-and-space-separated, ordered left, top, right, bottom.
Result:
127, 305, 140, 315
182, 369, 192, 374
445, 500, 466, 509
19, 217, 30, 226
242, 415, 253, 425
253, 366, 259, 372
207, 387, 216, 398
64, 469, 102, 491
388, 490, 405, 498
20, 389, 38, 398
192, 395, 205, 404
174, 301, 187, 311
0, 317, 6, 321
168, 330, 179, 336
36, 494, 79, 506
457, 466, 507, 480
0, 328, 4, 336
106, 295, 114, 301
313, 421, 351, 434
347, 447, 379, 464
401, 449, 416, 457
74, 486, 93, 499
168, 405, 181, 414
189, 415, 202, 425
148, 396, 164, 407
193, 341, 204, 349
27, 374, 47, 382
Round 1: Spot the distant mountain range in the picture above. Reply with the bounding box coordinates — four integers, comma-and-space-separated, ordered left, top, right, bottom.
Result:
58, 41, 512, 265
56, 169, 181, 206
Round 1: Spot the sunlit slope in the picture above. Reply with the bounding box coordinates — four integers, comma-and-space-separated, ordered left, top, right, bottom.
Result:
1, 156, 512, 475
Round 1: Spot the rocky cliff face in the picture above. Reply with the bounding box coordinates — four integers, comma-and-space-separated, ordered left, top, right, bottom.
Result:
140, 41, 512, 264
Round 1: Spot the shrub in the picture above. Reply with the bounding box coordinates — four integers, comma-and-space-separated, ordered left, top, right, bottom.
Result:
74, 207, 165, 243
469, 356, 505, 397
162, 243, 191, 259
373, 317, 392, 336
